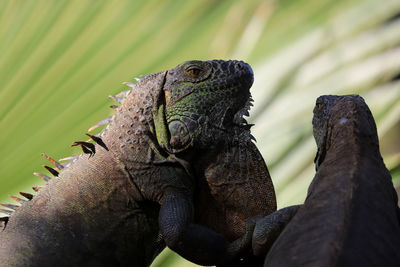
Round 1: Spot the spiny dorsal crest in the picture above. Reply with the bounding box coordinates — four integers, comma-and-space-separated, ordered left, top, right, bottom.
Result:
86, 133, 109, 151
19, 192, 33, 200
71, 141, 96, 156
33, 172, 52, 182
9, 195, 27, 204
0, 192, 33, 229
0, 76, 140, 221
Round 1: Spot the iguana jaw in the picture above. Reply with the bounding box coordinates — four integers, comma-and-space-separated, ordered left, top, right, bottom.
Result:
152, 71, 200, 155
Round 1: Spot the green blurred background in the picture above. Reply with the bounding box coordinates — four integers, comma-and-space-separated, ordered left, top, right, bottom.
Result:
0, 0, 399, 266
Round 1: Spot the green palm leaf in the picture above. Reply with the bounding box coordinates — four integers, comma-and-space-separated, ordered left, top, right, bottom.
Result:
0, 0, 399, 266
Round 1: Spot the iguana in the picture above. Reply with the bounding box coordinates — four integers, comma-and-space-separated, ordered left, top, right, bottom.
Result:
0, 60, 279, 267
254, 95, 400, 266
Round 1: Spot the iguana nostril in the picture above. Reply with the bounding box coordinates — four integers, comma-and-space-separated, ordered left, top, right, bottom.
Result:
234, 61, 254, 85
235, 61, 249, 72
235, 62, 244, 71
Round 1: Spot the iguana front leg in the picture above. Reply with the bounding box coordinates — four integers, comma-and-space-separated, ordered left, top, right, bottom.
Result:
216, 205, 300, 267
159, 190, 256, 266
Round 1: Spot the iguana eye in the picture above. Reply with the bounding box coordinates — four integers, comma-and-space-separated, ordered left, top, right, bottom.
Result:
317, 103, 323, 111
186, 67, 201, 77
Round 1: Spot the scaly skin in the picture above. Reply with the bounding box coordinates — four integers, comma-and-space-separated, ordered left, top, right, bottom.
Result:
0, 60, 277, 267
262, 95, 400, 266
194, 139, 276, 242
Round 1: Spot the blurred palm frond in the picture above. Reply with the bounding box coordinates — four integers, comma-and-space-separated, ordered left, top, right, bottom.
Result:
0, 0, 399, 266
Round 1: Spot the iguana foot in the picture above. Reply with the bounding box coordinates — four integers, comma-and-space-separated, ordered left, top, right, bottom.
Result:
252, 205, 300, 257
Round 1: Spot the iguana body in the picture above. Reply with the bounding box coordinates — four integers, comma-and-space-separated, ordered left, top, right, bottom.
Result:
261, 95, 400, 266
0, 60, 277, 266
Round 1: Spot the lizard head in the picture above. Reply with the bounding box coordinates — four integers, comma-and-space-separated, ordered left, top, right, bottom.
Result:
312, 94, 374, 170
160, 60, 254, 153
